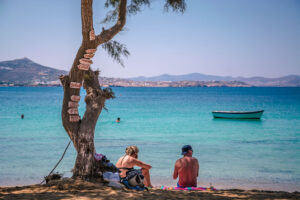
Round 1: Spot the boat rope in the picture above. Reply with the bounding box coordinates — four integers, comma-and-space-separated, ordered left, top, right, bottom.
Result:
40, 140, 71, 184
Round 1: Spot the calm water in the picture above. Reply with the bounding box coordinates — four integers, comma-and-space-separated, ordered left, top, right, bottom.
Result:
0, 87, 299, 191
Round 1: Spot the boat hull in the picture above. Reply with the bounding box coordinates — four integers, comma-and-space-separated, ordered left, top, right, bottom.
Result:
212, 110, 264, 119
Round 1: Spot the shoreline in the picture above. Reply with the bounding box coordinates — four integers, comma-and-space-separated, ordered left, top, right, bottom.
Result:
2, 85, 300, 88
1, 176, 299, 193
0, 179, 299, 200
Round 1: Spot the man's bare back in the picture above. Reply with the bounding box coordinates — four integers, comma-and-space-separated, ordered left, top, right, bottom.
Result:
173, 145, 199, 187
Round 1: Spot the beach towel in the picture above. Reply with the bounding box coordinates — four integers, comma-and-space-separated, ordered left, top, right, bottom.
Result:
160, 186, 217, 191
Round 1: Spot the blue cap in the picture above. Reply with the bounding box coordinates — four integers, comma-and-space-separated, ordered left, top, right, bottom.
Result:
181, 145, 193, 155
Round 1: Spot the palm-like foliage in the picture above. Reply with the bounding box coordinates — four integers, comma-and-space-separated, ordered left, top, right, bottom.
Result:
101, 40, 130, 67
101, 0, 186, 66
164, 0, 186, 13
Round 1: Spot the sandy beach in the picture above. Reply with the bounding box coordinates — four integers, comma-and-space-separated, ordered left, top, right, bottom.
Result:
0, 179, 299, 200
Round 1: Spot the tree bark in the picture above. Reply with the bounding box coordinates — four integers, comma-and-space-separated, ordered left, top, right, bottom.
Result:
60, 0, 127, 179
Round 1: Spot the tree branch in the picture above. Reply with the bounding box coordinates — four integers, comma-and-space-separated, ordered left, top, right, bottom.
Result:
59, 75, 80, 151
60, 0, 101, 152
81, 0, 94, 43
79, 71, 105, 136
95, 0, 127, 45
80, 71, 115, 129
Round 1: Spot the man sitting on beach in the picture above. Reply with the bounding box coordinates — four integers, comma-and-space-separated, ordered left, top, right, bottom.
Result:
173, 145, 199, 187
116, 145, 153, 187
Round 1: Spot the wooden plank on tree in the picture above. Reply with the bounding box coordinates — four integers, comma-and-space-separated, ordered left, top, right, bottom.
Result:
68, 101, 79, 108
79, 58, 93, 65
68, 108, 79, 115
70, 95, 80, 102
85, 49, 97, 54
70, 82, 81, 89
69, 115, 80, 122
90, 30, 95, 40
78, 64, 90, 71
84, 53, 95, 59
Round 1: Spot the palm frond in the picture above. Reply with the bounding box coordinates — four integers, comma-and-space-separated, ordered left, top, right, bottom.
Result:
101, 40, 130, 67
104, 0, 120, 8
102, 0, 150, 24
164, 0, 186, 13
127, 0, 150, 15
101, 8, 118, 24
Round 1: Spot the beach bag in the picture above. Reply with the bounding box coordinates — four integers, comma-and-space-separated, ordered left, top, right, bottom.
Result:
103, 172, 120, 182
126, 169, 144, 187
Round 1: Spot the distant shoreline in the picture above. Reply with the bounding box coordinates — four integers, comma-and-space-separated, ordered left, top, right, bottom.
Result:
1, 85, 300, 88
2, 58, 300, 87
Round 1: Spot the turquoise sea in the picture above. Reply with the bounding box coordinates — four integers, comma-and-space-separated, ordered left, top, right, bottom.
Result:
0, 87, 299, 191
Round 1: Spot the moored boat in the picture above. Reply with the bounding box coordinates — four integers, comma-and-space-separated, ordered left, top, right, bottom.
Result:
212, 110, 264, 119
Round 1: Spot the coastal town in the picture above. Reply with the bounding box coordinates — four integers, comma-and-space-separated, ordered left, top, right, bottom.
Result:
98, 77, 251, 87
0, 76, 251, 87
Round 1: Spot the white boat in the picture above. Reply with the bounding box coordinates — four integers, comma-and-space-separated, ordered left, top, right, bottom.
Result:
212, 110, 264, 119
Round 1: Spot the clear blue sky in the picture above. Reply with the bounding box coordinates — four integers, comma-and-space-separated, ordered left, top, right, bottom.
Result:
0, 0, 299, 78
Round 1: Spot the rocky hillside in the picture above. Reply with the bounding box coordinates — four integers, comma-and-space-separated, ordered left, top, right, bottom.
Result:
0, 58, 67, 85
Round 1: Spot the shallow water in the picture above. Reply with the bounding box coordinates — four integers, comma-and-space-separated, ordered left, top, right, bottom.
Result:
0, 87, 299, 191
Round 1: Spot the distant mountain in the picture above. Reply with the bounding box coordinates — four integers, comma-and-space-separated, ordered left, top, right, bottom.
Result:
131, 73, 234, 82
0, 58, 67, 84
130, 73, 300, 86
237, 75, 300, 87
1, 58, 299, 87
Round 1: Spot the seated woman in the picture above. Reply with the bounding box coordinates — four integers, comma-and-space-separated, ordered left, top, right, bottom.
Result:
116, 145, 153, 187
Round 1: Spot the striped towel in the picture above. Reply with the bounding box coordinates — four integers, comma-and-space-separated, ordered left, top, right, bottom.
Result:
160, 186, 217, 191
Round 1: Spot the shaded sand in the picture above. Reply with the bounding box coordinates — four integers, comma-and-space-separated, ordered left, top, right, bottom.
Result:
0, 179, 299, 200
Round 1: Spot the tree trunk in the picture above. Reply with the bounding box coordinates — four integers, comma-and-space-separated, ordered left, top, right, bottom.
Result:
59, 0, 127, 179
